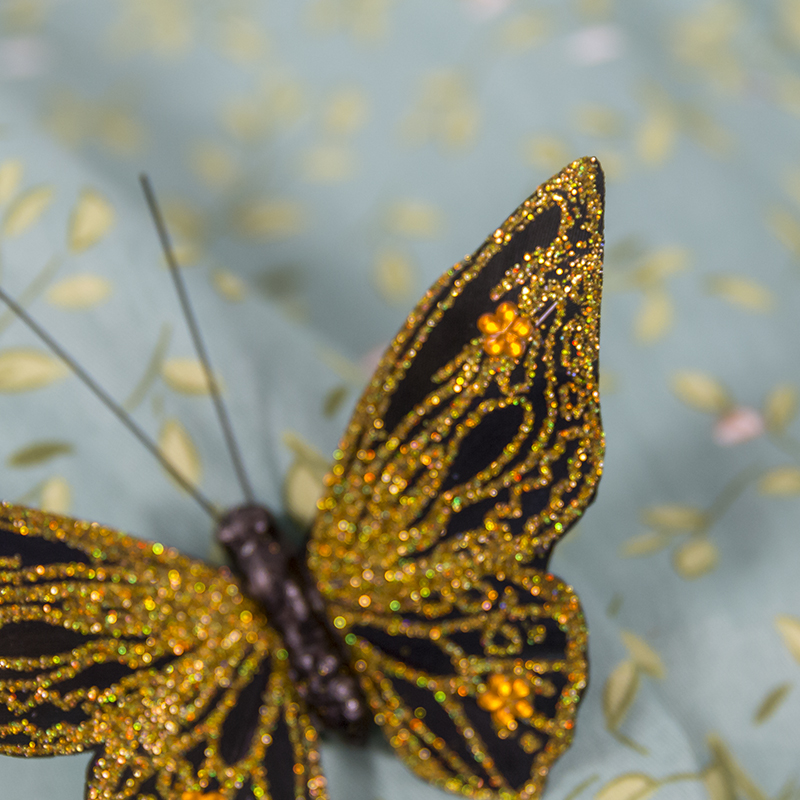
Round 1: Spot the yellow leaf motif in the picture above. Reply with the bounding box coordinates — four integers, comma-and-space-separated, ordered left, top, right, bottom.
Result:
2, 185, 54, 238
602, 659, 639, 732
631, 246, 689, 288
767, 205, 800, 258
673, 538, 719, 579
372, 247, 416, 305
264, 81, 307, 127
324, 87, 369, 136
284, 461, 327, 527
282, 431, 330, 527
703, 766, 735, 800
758, 466, 800, 496
753, 683, 792, 724
159, 418, 201, 489
68, 189, 115, 252
234, 200, 305, 239
707, 275, 774, 313
162, 358, 219, 395
595, 773, 658, 800
110, 0, 193, 56
634, 288, 672, 343
620, 631, 665, 679
706, 735, 761, 800
0, 349, 68, 392
706, 732, 772, 800
785, 164, 800, 212
496, 12, 550, 52
40, 476, 71, 515
763, 384, 798, 432
641, 504, 705, 532
211, 270, 246, 302
682, 107, 734, 155
301, 145, 355, 183
400, 71, 479, 150
7, 440, 73, 468
189, 142, 238, 189
163, 201, 204, 243
168, 241, 203, 268
47, 274, 113, 309
521, 136, 571, 173
780, 0, 800, 51
672, 3, 744, 93
217, 15, 269, 64
386, 201, 443, 238
0, 159, 23, 205
222, 97, 266, 141
775, 615, 800, 663
323, 385, 349, 418
636, 105, 678, 165
619, 531, 672, 557
671, 371, 731, 414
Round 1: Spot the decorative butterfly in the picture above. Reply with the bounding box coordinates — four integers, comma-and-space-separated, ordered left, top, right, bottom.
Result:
0, 157, 604, 800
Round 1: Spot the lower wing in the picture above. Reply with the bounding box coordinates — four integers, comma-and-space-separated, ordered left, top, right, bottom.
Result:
0, 503, 326, 800
330, 563, 588, 800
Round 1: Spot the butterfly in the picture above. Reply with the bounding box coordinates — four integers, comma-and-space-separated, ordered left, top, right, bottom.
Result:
0, 157, 604, 800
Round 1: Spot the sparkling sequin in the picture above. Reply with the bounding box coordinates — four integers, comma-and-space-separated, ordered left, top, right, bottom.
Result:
477, 302, 533, 357
308, 157, 604, 798
476, 674, 536, 731
0, 158, 604, 800
0, 504, 327, 800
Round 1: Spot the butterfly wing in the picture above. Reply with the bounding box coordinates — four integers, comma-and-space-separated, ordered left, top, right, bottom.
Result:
307, 157, 604, 798
0, 503, 327, 800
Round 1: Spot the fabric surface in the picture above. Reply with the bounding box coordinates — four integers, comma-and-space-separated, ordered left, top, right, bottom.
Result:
0, 2, 799, 799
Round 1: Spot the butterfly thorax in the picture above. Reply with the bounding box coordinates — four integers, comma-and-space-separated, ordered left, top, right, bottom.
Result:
217, 504, 369, 739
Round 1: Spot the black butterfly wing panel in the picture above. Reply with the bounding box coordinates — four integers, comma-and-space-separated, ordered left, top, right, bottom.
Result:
344, 564, 586, 800
0, 503, 326, 800
308, 157, 604, 797
309, 157, 604, 604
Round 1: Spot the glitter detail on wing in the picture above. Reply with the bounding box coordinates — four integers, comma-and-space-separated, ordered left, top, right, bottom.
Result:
0, 503, 327, 800
308, 157, 604, 799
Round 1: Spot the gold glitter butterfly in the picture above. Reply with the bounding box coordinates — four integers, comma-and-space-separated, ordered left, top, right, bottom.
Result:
0, 157, 605, 800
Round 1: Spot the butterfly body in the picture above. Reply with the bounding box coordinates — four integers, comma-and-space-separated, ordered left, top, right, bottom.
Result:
217, 504, 368, 736
0, 157, 605, 800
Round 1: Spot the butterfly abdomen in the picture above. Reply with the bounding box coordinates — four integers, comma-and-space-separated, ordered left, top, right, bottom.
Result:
217, 504, 369, 738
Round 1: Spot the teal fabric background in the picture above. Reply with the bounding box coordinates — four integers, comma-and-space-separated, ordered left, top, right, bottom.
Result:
1, 2, 799, 799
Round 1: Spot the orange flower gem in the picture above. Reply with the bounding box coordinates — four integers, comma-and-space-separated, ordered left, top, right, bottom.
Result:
476, 673, 536, 731
477, 301, 533, 358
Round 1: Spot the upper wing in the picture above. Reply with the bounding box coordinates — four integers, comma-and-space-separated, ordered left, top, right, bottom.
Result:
0, 503, 326, 800
307, 157, 604, 799
308, 157, 605, 612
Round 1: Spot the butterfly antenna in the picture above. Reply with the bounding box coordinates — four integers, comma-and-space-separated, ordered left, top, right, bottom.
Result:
139, 174, 256, 504
0, 284, 219, 521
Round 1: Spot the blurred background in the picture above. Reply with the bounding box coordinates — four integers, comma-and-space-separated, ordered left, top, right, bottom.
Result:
1, 1, 799, 798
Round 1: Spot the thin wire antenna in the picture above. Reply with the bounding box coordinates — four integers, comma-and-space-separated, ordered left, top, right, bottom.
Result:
0, 284, 219, 522
139, 174, 256, 504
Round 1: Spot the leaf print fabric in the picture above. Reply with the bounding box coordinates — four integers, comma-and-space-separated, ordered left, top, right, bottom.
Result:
0, 2, 798, 799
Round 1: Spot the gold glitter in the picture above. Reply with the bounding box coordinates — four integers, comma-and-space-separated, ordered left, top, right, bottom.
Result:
0, 157, 604, 800
0, 504, 328, 800
182, 792, 225, 800
307, 157, 604, 798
